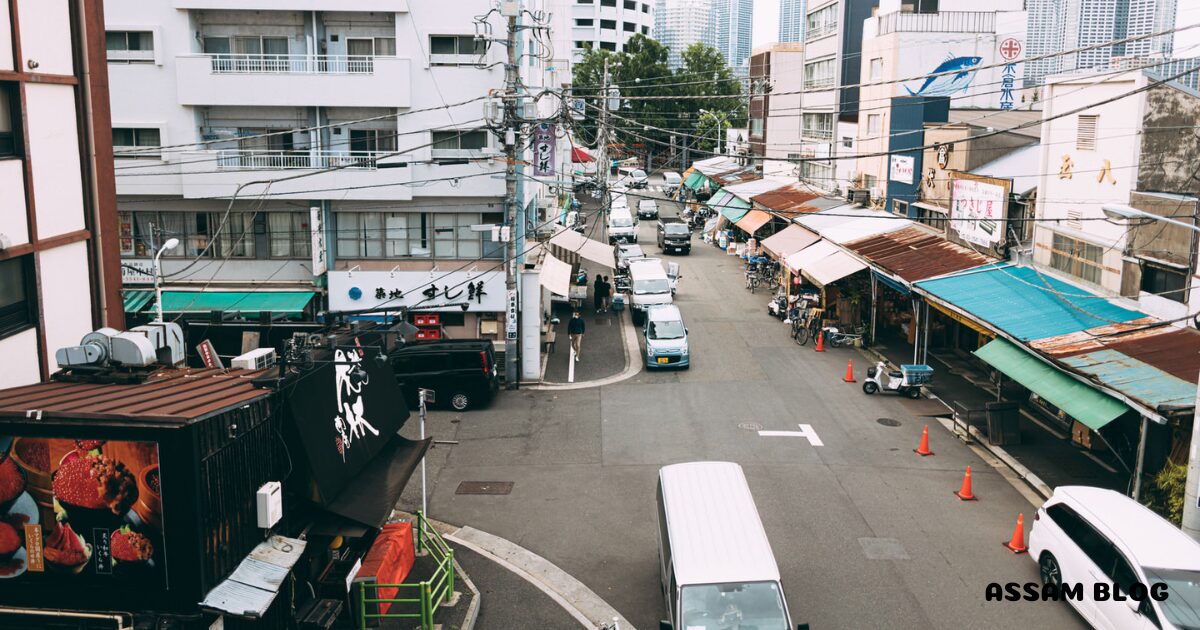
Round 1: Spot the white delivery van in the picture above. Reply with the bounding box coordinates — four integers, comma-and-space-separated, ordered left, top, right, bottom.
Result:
662, 171, 683, 195
656, 462, 800, 630
627, 258, 672, 325
608, 206, 638, 245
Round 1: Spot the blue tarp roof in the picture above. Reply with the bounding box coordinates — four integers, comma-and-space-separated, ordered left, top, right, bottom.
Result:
915, 264, 1144, 341
1060, 349, 1197, 411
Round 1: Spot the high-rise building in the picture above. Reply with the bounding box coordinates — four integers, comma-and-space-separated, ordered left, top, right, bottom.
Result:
779, 0, 808, 43
0, 0, 122, 388
1026, 0, 1178, 84
553, 0, 656, 67
713, 0, 754, 73
655, 0, 715, 69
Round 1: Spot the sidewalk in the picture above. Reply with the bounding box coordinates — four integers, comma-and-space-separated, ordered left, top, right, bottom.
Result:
453, 545, 584, 630
870, 338, 1127, 494
542, 270, 628, 384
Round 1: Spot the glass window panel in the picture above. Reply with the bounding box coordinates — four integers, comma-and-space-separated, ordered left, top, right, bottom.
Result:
385, 213, 409, 256
0, 258, 26, 309
347, 39, 374, 57
430, 36, 456, 55
136, 128, 161, 147
337, 213, 361, 258
131, 32, 153, 51
269, 213, 291, 257
204, 37, 230, 55
460, 131, 487, 150
375, 38, 396, 56
112, 128, 135, 146
106, 32, 126, 51
363, 213, 383, 257
432, 131, 458, 151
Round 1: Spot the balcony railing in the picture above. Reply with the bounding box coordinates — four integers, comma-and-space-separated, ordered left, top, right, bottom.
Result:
804, 77, 835, 90
108, 49, 155, 63
806, 22, 838, 40
216, 149, 391, 170
801, 128, 834, 140
876, 11, 997, 35
208, 54, 377, 74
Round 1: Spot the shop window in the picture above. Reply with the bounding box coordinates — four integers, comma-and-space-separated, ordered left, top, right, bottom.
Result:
112, 127, 162, 158
268, 212, 312, 259
1141, 262, 1188, 303
0, 83, 19, 157
1049, 232, 1103, 285
0, 255, 35, 339
336, 212, 491, 260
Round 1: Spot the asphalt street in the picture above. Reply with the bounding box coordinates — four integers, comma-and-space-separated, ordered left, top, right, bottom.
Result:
398, 185, 1089, 630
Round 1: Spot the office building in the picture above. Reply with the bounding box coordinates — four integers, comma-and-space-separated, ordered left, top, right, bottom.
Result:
655, 0, 715, 69
779, 0, 808, 43
554, 0, 656, 70
1025, 0, 1178, 84
714, 0, 754, 72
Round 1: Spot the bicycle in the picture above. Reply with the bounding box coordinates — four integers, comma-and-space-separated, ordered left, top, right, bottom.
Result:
793, 308, 824, 346
745, 271, 760, 293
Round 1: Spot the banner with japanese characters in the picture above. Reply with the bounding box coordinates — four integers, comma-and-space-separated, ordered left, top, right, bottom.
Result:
949, 174, 1010, 247
328, 269, 506, 313
532, 123, 556, 177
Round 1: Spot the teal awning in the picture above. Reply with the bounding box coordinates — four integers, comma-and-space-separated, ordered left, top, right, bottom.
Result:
123, 290, 154, 314
974, 338, 1131, 430
684, 171, 706, 190
721, 206, 750, 223
160, 291, 315, 314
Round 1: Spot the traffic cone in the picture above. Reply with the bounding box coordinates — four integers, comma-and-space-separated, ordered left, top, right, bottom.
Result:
1003, 514, 1028, 554
814, 329, 826, 352
914, 424, 934, 456
842, 359, 856, 382
954, 466, 978, 501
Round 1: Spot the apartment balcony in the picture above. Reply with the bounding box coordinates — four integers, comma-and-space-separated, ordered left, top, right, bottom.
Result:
173, 0, 407, 10
176, 150, 414, 201
176, 54, 411, 108
801, 128, 834, 141
804, 77, 835, 90
874, 11, 997, 36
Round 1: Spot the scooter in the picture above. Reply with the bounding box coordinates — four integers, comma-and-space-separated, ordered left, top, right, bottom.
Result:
862, 362, 933, 399
767, 293, 794, 320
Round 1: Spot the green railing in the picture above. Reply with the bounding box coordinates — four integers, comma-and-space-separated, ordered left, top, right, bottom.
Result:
357, 512, 456, 630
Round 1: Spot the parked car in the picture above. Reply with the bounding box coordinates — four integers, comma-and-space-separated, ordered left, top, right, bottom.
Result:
1028, 485, 1200, 630
644, 304, 689, 369
608, 206, 638, 244
615, 243, 646, 271
388, 339, 499, 411
657, 220, 691, 254
628, 258, 672, 325
637, 199, 659, 219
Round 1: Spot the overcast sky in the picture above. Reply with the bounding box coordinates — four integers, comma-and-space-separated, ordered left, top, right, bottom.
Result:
751, 0, 1200, 56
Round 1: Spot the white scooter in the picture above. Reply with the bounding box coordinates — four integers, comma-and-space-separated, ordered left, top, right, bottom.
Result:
862, 362, 933, 399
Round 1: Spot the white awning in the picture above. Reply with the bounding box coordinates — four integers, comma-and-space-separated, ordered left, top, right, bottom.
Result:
539, 253, 573, 297
805, 250, 868, 286
819, 215, 911, 244
549, 226, 615, 268
784, 240, 839, 273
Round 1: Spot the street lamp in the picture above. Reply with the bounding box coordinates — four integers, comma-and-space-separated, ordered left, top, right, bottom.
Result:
699, 109, 729, 155
1104, 203, 1200, 540
153, 238, 179, 322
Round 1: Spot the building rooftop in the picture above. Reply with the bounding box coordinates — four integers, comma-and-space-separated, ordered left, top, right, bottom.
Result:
946, 109, 1042, 139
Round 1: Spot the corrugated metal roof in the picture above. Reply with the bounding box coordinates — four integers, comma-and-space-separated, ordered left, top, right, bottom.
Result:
721, 177, 791, 202
750, 184, 823, 215
844, 226, 996, 283
695, 158, 744, 176
1061, 349, 1197, 410
914, 264, 1145, 341
710, 166, 761, 187
1033, 324, 1200, 385
0, 368, 272, 424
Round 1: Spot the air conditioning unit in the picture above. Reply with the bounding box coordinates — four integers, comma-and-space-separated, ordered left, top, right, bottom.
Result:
847, 188, 870, 205
232, 348, 277, 370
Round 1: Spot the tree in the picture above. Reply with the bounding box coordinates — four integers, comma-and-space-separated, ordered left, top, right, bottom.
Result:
675, 43, 747, 156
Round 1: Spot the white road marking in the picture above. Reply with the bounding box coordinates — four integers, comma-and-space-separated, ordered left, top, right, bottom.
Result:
568, 345, 576, 383
758, 424, 824, 446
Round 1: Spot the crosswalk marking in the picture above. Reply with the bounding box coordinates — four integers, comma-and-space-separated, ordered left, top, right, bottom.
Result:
758, 424, 824, 446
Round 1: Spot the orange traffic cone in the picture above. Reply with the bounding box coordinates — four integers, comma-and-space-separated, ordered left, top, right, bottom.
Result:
954, 466, 977, 501
814, 329, 826, 352
1003, 514, 1028, 553
843, 359, 856, 382
914, 424, 934, 456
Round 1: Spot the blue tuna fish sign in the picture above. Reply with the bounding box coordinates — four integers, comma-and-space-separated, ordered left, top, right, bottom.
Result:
905, 55, 983, 97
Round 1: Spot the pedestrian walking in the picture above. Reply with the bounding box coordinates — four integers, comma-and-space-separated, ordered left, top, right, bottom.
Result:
593, 273, 603, 312
600, 275, 613, 312
568, 311, 585, 361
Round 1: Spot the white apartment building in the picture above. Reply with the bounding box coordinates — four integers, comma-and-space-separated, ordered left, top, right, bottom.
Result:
748, 43, 806, 177
1032, 69, 1200, 321
655, 0, 715, 69
0, 0, 122, 388
553, 0, 655, 69
855, 0, 1027, 197
105, 1, 556, 353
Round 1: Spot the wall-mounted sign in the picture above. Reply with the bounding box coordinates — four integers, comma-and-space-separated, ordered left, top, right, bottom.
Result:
532, 123, 556, 177
505, 290, 518, 340
122, 260, 155, 285
889, 155, 915, 184
950, 175, 1009, 247
328, 269, 505, 313
310, 207, 327, 277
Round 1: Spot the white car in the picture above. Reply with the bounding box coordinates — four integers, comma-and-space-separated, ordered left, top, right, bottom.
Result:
1028, 486, 1200, 629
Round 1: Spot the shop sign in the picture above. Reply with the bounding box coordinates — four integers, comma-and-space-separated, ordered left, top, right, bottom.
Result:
310, 207, 327, 277
0, 437, 167, 586
532, 124, 556, 177
890, 155, 915, 184
122, 260, 155, 285
950, 176, 1008, 246
506, 290, 518, 340
328, 270, 505, 313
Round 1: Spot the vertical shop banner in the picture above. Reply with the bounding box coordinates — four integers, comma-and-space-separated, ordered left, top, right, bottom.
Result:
310, 206, 327, 277
950, 176, 1008, 247
0, 438, 166, 586
533, 123, 556, 177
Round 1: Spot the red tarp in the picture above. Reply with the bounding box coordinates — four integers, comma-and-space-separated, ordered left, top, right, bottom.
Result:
572, 146, 594, 163
355, 521, 415, 615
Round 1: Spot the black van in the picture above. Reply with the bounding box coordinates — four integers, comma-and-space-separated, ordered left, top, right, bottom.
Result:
388, 339, 499, 411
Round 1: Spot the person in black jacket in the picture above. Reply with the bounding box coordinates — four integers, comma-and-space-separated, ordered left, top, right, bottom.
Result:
567, 311, 585, 361
593, 274, 603, 312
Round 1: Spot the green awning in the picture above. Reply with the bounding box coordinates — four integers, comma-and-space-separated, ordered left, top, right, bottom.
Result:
123, 290, 154, 314
160, 290, 315, 314
684, 171, 706, 190
974, 338, 1130, 430
721, 206, 750, 223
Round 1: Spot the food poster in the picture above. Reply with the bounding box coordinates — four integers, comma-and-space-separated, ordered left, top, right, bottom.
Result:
0, 437, 165, 585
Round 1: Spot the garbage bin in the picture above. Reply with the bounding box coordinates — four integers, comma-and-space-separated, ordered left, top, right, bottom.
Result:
986, 402, 1021, 445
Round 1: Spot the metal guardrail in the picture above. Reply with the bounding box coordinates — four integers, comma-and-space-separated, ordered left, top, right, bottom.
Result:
208, 53, 376, 74
357, 512, 456, 630
216, 150, 389, 170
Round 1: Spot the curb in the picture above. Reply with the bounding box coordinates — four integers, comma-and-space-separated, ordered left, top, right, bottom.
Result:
453, 555, 482, 630
531, 307, 643, 391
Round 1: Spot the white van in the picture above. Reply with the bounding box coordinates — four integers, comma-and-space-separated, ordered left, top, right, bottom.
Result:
656, 462, 799, 630
628, 258, 672, 324
663, 171, 683, 195
608, 206, 637, 245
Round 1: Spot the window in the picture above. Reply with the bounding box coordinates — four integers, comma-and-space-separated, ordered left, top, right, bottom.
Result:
112, 127, 161, 158
892, 199, 909, 218
842, 136, 853, 149
577, 0, 593, 3
806, 5, 838, 39
601, 0, 616, 6
600, 19, 617, 30
431, 129, 489, 159
642, 26, 650, 34
0, 256, 34, 338
869, 57, 883, 81
106, 31, 154, 63
915, 203, 947, 232
1050, 232, 1104, 285
575, 18, 594, 27
800, 160, 834, 185
643, 3, 650, 12
599, 41, 617, 51
123, 212, 228, 258
0, 84, 17, 157
1141, 262, 1188, 302
1077, 114, 1098, 150
347, 37, 396, 57
216, 213, 256, 258
625, 0, 637, 8
575, 41, 594, 50
867, 114, 882, 134
430, 36, 483, 64
268, 212, 312, 259
624, 22, 636, 32
348, 129, 397, 154
802, 113, 833, 140
1044, 504, 1113, 571
804, 58, 836, 89
750, 117, 764, 136
335, 212, 495, 259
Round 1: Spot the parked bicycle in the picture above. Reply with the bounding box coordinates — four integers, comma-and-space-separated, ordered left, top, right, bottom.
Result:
791, 307, 823, 346
745, 270, 761, 293
823, 325, 867, 348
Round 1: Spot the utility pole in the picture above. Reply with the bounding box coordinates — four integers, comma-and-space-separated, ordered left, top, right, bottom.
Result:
596, 57, 610, 203
502, 4, 521, 389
